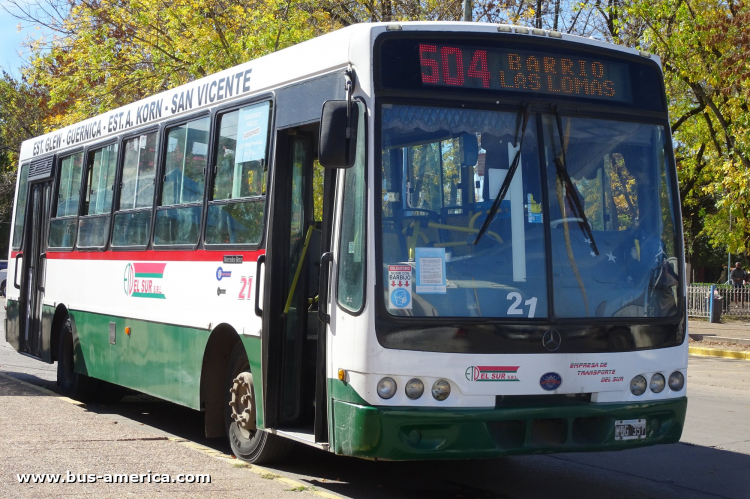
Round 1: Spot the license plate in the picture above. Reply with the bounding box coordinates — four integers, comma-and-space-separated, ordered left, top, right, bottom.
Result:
614, 419, 647, 440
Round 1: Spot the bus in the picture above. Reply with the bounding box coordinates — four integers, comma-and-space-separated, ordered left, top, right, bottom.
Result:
5, 22, 687, 463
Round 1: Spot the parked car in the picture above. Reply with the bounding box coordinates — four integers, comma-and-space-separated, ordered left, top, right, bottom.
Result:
0, 268, 7, 297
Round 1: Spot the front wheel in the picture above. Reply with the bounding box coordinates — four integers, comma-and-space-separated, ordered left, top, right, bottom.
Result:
224, 342, 292, 464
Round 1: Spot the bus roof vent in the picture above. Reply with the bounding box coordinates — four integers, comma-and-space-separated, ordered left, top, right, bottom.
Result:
386, 23, 402, 31
514, 27, 529, 34
532, 28, 546, 36
28, 155, 55, 182
497, 25, 512, 32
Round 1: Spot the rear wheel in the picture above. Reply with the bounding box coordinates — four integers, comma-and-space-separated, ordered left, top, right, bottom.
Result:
225, 341, 292, 464
56, 318, 99, 402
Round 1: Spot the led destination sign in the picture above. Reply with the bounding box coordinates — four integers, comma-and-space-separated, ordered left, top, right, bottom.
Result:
417, 43, 632, 103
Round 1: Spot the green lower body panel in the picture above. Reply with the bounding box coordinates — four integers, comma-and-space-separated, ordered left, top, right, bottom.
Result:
69, 308, 211, 409
332, 396, 687, 460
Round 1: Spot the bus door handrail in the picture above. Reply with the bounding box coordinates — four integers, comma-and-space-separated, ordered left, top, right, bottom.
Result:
13, 252, 22, 290
318, 252, 333, 324
254, 254, 266, 317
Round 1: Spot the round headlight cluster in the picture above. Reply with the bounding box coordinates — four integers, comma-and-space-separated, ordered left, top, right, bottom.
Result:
649, 373, 665, 393
630, 375, 647, 396
432, 379, 451, 401
377, 377, 453, 401
377, 377, 397, 399
405, 378, 424, 400
630, 371, 684, 396
668, 371, 685, 391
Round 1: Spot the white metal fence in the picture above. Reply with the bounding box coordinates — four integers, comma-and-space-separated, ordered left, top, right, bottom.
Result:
687, 283, 750, 318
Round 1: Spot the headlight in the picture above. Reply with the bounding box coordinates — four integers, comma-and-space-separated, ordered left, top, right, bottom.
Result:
668, 371, 685, 391
649, 373, 665, 393
432, 379, 451, 401
377, 377, 397, 399
630, 375, 647, 396
405, 378, 424, 400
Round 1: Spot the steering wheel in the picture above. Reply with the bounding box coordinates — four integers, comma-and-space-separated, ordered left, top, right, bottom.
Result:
550, 217, 584, 228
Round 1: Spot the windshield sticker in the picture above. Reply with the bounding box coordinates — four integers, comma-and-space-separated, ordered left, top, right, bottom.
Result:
388, 265, 413, 310
527, 193, 543, 223
415, 248, 447, 294
465, 366, 520, 382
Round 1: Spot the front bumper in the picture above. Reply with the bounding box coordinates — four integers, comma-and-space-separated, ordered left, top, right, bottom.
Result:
332, 397, 687, 460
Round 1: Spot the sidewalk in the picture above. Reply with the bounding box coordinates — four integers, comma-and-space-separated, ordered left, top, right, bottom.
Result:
0, 374, 326, 499
688, 319, 750, 360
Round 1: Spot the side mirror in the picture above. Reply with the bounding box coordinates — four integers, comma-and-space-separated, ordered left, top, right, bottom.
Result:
319, 100, 361, 168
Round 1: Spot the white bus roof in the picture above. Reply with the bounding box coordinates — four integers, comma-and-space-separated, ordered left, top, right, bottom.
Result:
19, 21, 654, 162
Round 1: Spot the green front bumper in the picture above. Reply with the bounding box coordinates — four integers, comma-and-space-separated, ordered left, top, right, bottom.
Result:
332, 397, 687, 460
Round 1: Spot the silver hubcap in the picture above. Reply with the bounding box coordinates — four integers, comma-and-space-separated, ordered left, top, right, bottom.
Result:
228, 372, 256, 439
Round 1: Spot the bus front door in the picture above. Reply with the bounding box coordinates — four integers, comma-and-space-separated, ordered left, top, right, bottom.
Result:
263, 127, 335, 441
17, 181, 52, 359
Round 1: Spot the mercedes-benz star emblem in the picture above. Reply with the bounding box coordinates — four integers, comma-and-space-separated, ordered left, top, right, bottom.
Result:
542, 329, 562, 352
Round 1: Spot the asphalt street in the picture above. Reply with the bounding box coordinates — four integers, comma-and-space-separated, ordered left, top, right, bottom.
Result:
1, 300, 748, 498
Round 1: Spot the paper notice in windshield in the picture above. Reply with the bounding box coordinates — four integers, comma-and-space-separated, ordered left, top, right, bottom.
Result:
416, 248, 447, 294
388, 265, 413, 310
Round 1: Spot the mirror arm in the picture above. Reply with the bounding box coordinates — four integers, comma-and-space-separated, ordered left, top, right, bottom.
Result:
344, 68, 354, 140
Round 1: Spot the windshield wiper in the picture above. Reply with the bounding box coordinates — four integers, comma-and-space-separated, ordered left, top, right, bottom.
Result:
551, 108, 599, 255
474, 104, 531, 245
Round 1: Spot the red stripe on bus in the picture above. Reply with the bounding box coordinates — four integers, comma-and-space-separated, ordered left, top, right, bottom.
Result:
35, 249, 265, 262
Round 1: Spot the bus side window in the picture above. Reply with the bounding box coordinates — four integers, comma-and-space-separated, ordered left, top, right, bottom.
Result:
205, 102, 271, 246
337, 102, 366, 313
77, 144, 117, 249
11, 163, 30, 250
48, 153, 84, 250
112, 132, 158, 247
154, 117, 210, 247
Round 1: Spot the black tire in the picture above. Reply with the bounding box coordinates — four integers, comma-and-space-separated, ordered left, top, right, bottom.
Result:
225, 341, 293, 464
1, 280, 6, 297
56, 318, 99, 402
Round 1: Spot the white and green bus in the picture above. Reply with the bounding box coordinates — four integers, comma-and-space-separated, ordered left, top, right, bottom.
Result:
6, 22, 687, 463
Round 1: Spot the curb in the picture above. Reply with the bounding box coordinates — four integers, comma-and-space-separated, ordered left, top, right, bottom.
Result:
0, 371, 343, 499
689, 346, 750, 360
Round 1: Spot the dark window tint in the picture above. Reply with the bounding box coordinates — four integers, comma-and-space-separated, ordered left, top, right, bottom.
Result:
112, 211, 151, 247
112, 133, 157, 247
11, 164, 29, 250
56, 153, 84, 217
78, 143, 118, 248
120, 133, 157, 210
154, 205, 202, 246
77, 216, 110, 248
48, 218, 77, 249
84, 144, 118, 215
155, 118, 209, 247
162, 118, 209, 206
205, 102, 270, 246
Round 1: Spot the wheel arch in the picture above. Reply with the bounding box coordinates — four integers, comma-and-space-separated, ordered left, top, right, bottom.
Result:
200, 323, 243, 438
48, 303, 70, 362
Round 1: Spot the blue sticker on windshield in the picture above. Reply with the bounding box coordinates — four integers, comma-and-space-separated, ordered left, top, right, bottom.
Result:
415, 247, 446, 294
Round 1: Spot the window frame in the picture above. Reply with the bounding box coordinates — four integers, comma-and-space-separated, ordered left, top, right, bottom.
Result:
11, 162, 31, 251
75, 138, 120, 251
202, 94, 275, 251
335, 99, 368, 316
152, 110, 211, 251
46, 150, 85, 252
110, 125, 160, 251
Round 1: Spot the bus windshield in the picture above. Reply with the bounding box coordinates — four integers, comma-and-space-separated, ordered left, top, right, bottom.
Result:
379, 104, 680, 319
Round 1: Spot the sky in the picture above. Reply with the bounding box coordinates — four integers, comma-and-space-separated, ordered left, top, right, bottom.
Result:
0, 2, 42, 76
